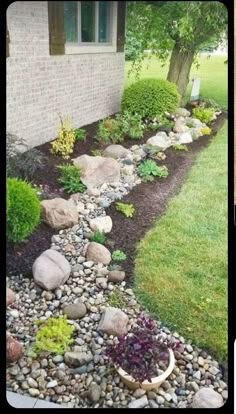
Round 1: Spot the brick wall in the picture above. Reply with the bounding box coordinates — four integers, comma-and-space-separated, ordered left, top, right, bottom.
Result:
7, 1, 125, 148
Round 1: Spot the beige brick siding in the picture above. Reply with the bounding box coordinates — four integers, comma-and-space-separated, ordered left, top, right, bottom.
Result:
7, 1, 125, 148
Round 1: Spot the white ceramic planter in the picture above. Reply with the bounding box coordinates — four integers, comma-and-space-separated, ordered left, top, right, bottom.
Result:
117, 348, 175, 391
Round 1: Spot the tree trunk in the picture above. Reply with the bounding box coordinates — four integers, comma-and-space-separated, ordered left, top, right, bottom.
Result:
167, 42, 195, 106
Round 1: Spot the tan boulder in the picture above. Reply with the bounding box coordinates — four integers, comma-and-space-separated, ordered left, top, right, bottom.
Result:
86, 242, 111, 265
98, 307, 128, 336
41, 198, 78, 230
72, 155, 120, 189
6, 333, 22, 363
6, 288, 16, 307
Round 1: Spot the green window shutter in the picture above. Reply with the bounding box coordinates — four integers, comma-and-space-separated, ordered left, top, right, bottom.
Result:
48, 1, 65, 55
117, 1, 126, 52
6, 18, 10, 58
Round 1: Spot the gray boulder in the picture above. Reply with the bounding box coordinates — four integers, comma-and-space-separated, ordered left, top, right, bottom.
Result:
103, 144, 131, 159
147, 132, 171, 150
89, 216, 112, 233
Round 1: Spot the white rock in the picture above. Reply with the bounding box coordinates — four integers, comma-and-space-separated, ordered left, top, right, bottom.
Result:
175, 107, 191, 117
47, 380, 58, 388
192, 388, 224, 408
178, 132, 193, 144
128, 396, 148, 409
32, 249, 71, 291
147, 132, 171, 150
89, 216, 112, 234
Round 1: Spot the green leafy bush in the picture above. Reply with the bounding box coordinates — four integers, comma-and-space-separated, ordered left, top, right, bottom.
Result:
200, 126, 212, 135
91, 149, 103, 156
96, 118, 124, 144
172, 144, 188, 151
192, 107, 215, 124
29, 316, 74, 357
121, 79, 180, 120
57, 164, 86, 194
7, 177, 40, 243
116, 202, 135, 218
137, 160, 169, 182
74, 128, 87, 141
89, 231, 106, 244
112, 250, 127, 262
116, 111, 144, 140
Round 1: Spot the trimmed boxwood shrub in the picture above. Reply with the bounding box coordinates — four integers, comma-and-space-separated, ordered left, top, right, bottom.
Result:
7, 177, 40, 243
121, 79, 180, 120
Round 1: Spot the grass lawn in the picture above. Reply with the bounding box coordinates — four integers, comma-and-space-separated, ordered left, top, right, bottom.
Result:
125, 55, 228, 108
134, 121, 227, 363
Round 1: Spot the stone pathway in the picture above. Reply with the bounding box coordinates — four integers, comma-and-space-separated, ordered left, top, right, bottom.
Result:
7, 391, 62, 408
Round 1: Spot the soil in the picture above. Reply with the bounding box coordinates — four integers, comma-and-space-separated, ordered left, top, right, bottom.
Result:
6, 112, 227, 278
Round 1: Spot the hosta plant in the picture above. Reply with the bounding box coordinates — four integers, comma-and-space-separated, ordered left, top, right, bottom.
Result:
57, 164, 86, 194
116, 202, 135, 218
105, 314, 180, 383
137, 160, 168, 182
112, 250, 127, 262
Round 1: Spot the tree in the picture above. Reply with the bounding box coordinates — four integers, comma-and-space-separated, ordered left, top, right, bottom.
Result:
126, 1, 227, 104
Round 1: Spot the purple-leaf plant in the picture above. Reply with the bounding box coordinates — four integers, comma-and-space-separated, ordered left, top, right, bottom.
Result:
105, 313, 181, 384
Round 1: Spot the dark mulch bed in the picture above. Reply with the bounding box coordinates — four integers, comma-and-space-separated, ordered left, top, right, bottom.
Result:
105, 112, 227, 285
6, 112, 227, 277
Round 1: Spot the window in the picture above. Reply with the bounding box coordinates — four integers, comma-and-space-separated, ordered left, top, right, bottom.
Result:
64, 1, 112, 45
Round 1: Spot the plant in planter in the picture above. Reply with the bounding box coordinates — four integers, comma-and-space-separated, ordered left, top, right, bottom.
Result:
105, 314, 179, 389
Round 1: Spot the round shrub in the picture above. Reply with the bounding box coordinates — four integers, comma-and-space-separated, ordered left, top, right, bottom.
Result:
7, 177, 40, 243
121, 78, 180, 120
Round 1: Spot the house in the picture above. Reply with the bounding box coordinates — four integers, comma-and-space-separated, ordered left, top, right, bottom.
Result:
6, 1, 126, 148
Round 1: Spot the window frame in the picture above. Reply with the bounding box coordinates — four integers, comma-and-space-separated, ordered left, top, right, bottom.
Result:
65, 1, 117, 54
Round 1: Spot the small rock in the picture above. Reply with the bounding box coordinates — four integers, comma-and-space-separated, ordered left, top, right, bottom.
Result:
133, 389, 146, 398
88, 383, 101, 402
6, 334, 22, 363
149, 400, 159, 408
52, 355, 64, 364
193, 370, 201, 380
86, 242, 111, 265
186, 344, 193, 353
28, 388, 40, 397
98, 307, 128, 336
47, 380, 58, 388
198, 356, 205, 366
27, 378, 38, 388
156, 396, 165, 405
147, 391, 157, 400
63, 303, 87, 320
108, 270, 125, 283
64, 351, 93, 367
6, 288, 16, 307
208, 366, 220, 376
89, 216, 112, 234
128, 396, 148, 409
192, 388, 224, 408
222, 390, 228, 400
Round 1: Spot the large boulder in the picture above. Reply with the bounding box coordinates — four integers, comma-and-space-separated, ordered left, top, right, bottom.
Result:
192, 388, 224, 408
6, 333, 22, 363
41, 198, 78, 230
32, 249, 71, 291
72, 155, 120, 189
6, 288, 16, 307
103, 145, 131, 159
86, 242, 111, 265
98, 306, 128, 336
89, 216, 112, 233
175, 107, 191, 117
173, 117, 189, 133
147, 132, 171, 150
189, 127, 203, 140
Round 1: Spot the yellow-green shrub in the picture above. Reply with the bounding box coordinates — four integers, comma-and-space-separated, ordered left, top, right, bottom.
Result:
200, 126, 212, 135
51, 115, 76, 159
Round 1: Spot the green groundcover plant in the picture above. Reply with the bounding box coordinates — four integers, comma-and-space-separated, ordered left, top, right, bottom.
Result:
57, 164, 86, 194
